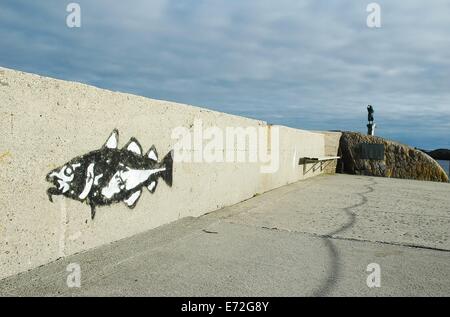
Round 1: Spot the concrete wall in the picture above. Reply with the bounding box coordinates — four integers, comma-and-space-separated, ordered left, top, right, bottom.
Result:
314, 131, 342, 174
0, 67, 334, 279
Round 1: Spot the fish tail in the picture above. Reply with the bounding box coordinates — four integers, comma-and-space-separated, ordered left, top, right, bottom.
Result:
161, 150, 173, 187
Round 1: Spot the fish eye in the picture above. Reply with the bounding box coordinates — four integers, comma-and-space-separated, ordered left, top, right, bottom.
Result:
64, 166, 72, 176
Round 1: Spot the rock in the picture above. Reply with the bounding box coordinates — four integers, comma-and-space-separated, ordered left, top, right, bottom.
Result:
338, 132, 449, 183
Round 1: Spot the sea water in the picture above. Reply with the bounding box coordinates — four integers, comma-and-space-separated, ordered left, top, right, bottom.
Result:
437, 160, 450, 179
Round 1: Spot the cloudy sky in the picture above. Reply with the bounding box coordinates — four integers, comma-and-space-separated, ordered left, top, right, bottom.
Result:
1, 0, 449, 149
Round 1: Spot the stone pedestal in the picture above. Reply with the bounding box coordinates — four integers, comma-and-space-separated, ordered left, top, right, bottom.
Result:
367, 123, 376, 136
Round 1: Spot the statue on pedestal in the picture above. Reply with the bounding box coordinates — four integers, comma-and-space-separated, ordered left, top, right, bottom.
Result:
367, 105, 376, 136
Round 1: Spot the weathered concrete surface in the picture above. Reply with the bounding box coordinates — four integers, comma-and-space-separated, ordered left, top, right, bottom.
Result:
339, 132, 448, 182
1, 174, 448, 296
0, 67, 330, 279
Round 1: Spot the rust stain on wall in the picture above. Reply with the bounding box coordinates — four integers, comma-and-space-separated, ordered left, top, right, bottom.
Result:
0, 151, 12, 163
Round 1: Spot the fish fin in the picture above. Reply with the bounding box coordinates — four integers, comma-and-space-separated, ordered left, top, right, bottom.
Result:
47, 187, 60, 203
161, 150, 173, 187
124, 190, 142, 208
147, 180, 158, 193
104, 129, 119, 149
124, 137, 142, 155
146, 145, 158, 162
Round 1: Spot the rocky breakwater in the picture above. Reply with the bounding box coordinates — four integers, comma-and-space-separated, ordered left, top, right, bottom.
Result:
338, 132, 449, 183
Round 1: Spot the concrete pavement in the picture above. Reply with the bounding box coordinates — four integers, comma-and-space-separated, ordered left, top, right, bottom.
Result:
0, 174, 449, 296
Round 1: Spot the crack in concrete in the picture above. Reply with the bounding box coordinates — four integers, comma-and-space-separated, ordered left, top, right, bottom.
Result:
312, 177, 377, 296
326, 179, 376, 236
258, 224, 450, 252
222, 177, 380, 296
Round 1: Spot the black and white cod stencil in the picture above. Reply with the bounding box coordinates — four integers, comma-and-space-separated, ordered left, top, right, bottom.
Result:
46, 129, 173, 219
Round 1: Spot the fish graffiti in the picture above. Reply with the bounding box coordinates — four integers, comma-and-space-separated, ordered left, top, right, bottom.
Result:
46, 129, 173, 219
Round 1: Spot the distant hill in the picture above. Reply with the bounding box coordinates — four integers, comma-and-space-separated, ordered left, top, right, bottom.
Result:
419, 148, 450, 160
